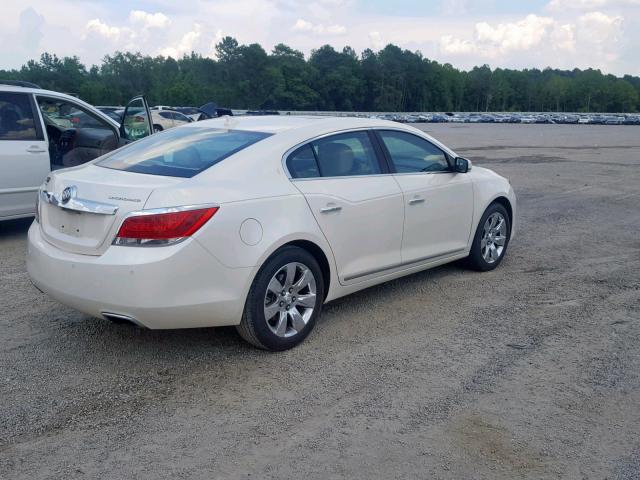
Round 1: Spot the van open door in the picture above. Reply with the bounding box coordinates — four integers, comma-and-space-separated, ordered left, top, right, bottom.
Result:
119, 95, 152, 145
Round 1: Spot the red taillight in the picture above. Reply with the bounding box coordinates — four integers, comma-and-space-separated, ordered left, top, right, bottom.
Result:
114, 207, 218, 246
134, 115, 145, 122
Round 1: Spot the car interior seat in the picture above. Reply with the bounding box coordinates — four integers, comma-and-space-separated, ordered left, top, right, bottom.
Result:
317, 142, 355, 177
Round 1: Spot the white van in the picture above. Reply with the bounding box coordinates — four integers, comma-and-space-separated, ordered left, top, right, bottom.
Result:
0, 82, 152, 220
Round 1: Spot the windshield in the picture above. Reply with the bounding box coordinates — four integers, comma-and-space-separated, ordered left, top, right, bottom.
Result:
97, 127, 272, 178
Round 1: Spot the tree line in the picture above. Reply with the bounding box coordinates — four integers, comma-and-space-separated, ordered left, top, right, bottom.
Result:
1, 37, 639, 113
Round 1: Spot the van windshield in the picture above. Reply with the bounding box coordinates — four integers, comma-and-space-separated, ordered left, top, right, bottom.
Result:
97, 127, 272, 178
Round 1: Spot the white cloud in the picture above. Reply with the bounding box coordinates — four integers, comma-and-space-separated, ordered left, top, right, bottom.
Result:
292, 18, 313, 32
474, 15, 556, 52
438, 11, 625, 72
129, 10, 170, 29
291, 18, 346, 35
439, 35, 477, 55
84, 18, 121, 41
159, 24, 202, 58
578, 10, 622, 42
440, 14, 573, 58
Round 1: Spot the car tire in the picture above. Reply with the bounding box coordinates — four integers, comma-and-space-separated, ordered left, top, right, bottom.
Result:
153, 124, 163, 133
466, 202, 511, 272
237, 246, 324, 351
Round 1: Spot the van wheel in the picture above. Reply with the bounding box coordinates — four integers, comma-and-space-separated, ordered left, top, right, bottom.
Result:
237, 246, 324, 351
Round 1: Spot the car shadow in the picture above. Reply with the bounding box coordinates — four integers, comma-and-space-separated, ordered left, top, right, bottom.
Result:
56, 259, 473, 360
0, 217, 33, 237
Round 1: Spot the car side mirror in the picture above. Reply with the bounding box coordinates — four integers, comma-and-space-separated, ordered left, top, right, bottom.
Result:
454, 157, 471, 173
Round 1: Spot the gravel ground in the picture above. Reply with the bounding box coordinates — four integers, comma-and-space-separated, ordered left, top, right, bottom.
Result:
1, 124, 639, 479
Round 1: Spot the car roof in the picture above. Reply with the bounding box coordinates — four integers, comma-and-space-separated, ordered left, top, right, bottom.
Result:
187, 115, 404, 134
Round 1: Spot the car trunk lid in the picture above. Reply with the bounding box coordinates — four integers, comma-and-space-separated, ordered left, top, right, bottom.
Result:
40, 165, 184, 255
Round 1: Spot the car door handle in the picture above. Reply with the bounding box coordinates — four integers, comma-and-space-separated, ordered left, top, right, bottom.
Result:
408, 197, 425, 205
26, 146, 47, 153
320, 205, 342, 213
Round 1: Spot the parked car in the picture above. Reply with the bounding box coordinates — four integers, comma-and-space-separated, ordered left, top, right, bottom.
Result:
97, 106, 124, 122
26, 116, 516, 350
150, 109, 192, 132
0, 83, 152, 220
173, 107, 211, 122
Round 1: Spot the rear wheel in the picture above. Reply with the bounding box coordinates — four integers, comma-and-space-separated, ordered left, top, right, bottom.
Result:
237, 246, 324, 351
466, 203, 511, 271
153, 124, 163, 133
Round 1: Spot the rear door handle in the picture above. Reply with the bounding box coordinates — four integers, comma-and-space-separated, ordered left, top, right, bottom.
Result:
26, 145, 46, 153
320, 205, 342, 213
408, 197, 425, 205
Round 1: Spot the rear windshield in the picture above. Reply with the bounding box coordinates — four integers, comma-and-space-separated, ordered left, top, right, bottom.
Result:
97, 127, 272, 178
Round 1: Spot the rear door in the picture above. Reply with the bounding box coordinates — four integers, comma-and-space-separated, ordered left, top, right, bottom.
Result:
0, 91, 49, 218
375, 129, 473, 263
288, 130, 404, 284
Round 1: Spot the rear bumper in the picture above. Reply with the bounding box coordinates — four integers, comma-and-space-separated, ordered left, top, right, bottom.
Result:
26, 223, 252, 329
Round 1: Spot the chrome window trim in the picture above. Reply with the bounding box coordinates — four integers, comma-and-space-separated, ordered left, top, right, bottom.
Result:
281, 125, 459, 181
282, 127, 387, 180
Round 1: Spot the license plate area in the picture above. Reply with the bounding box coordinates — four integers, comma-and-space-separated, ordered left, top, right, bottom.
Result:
56, 209, 84, 237
41, 203, 117, 253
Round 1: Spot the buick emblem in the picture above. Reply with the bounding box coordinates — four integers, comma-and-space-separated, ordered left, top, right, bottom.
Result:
61, 186, 76, 204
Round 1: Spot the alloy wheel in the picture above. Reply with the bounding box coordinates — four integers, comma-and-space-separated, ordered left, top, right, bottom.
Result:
263, 262, 317, 338
481, 212, 507, 264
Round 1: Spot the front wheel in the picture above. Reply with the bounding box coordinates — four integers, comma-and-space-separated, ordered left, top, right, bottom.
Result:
466, 203, 511, 271
237, 246, 324, 351
153, 124, 163, 133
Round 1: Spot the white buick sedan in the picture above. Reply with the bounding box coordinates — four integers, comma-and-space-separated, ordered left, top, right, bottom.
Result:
27, 116, 516, 350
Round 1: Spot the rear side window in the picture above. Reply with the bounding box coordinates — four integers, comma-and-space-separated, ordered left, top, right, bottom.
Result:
313, 132, 380, 177
98, 127, 272, 178
0, 92, 41, 140
287, 131, 381, 179
287, 144, 320, 179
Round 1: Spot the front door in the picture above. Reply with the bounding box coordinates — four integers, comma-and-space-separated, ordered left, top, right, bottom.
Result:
119, 96, 153, 144
0, 91, 49, 218
287, 130, 404, 284
375, 129, 474, 263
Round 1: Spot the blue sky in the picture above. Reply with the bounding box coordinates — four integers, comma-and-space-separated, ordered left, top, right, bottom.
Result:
1, 0, 639, 75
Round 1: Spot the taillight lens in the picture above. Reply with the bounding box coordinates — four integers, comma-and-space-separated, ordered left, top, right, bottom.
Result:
113, 207, 218, 246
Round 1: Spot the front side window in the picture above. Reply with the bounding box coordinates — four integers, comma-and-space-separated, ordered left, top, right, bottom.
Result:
0, 92, 40, 141
37, 97, 112, 131
378, 130, 450, 173
37, 95, 118, 168
98, 127, 272, 178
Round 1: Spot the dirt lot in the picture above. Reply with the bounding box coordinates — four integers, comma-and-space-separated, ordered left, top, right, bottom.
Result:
1, 124, 639, 479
